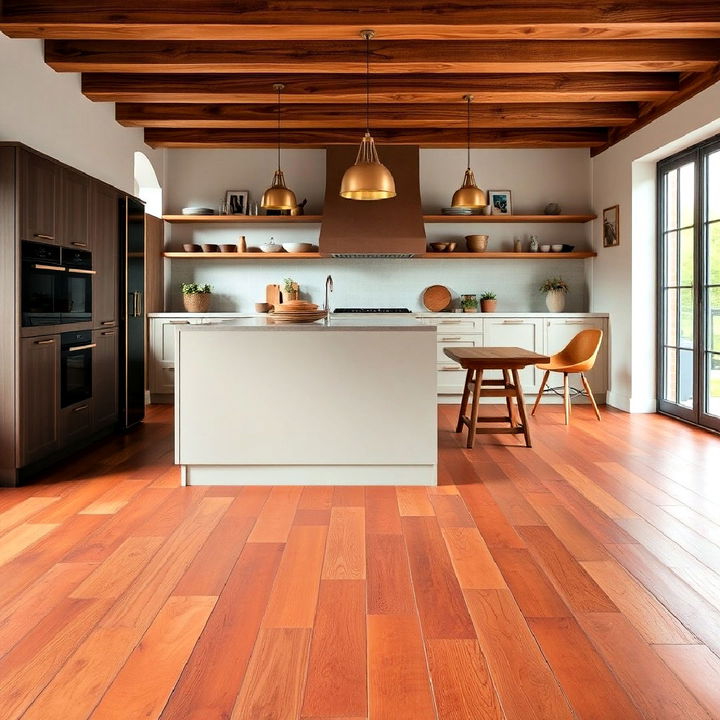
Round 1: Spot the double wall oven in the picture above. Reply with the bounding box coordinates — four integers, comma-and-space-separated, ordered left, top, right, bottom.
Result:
21, 241, 94, 327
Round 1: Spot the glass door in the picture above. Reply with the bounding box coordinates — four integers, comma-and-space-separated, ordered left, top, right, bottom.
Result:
658, 135, 720, 433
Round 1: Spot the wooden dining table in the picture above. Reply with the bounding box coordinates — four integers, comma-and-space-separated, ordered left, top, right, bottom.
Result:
444, 346, 550, 448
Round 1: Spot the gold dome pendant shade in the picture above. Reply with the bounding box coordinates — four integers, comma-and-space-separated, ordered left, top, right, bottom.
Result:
451, 95, 487, 209
340, 30, 396, 201
340, 131, 396, 200
261, 83, 297, 211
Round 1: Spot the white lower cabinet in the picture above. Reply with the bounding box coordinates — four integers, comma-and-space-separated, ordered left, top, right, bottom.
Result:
482, 318, 544, 392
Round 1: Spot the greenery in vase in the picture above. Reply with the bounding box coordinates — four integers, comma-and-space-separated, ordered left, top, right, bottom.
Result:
460, 295, 478, 310
181, 282, 212, 295
283, 277, 297, 294
539, 277, 569, 294
479, 291, 497, 301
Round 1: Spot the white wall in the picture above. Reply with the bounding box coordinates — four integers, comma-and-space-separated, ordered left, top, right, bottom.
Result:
165, 147, 593, 312
0, 35, 164, 194
592, 80, 720, 412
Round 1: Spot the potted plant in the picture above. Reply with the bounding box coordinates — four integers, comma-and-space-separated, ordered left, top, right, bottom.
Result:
479, 291, 497, 313
539, 277, 569, 312
181, 282, 212, 313
283, 277, 299, 301
460, 294, 478, 313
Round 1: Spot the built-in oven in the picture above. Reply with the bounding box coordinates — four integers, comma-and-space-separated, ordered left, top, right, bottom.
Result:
60, 330, 95, 408
21, 241, 94, 326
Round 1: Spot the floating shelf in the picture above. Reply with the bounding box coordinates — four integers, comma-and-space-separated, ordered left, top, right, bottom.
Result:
163, 251, 596, 260
162, 214, 323, 224
162, 213, 595, 225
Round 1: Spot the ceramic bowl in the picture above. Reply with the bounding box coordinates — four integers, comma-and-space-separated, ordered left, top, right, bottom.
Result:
446, 242, 457, 252
551, 244, 563, 252
429, 242, 449, 252
540, 244, 551, 252
220, 244, 237, 253
465, 235, 489, 252
282, 242, 314, 253
201, 244, 219, 252
183, 243, 202, 253
259, 243, 283, 253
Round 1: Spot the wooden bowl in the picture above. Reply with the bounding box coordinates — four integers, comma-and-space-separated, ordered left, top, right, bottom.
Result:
220, 244, 237, 253
429, 242, 449, 252
202, 244, 219, 253
183, 244, 202, 253
465, 235, 489, 252
445, 242, 457, 252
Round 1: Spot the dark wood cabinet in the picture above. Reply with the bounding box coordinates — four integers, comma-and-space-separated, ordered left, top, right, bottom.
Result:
60, 401, 93, 448
93, 328, 119, 430
19, 151, 59, 245
60, 168, 90, 249
19, 334, 59, 466
92, 183, 119, 327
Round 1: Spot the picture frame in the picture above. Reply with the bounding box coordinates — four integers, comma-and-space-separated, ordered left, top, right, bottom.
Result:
603, 204, 619, 247
488, 190, 512, 215
225, 190, 249, 215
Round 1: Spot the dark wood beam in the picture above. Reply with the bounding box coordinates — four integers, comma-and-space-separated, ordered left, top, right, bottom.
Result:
592, 62, 720, 155
3, 1, 720, 40
45, 39, 720, 74
83, 72, 680, 104
116, 102, 638, 129
143, 127, 608, 148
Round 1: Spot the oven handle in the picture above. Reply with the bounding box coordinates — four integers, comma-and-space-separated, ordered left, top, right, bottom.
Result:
33, 233, 55, 241
32, 264, 66, 272
67, 343, 96, 352
67, 268, 96, 275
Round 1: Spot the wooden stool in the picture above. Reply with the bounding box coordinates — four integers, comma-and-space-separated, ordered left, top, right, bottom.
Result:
444, 347, 550, 449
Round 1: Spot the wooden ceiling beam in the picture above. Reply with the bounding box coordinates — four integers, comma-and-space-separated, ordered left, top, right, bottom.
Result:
116, 102, 638, 129
45, 39, 720, 74
143, 127, 608, 148
82, 72, 680, 104
3, 1, 720, 40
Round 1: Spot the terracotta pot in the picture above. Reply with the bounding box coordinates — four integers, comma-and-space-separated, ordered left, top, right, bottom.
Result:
285, 289, 299, 301
480, 299, 497, 313
183, 292, 211, 313
545, 290, 566, 313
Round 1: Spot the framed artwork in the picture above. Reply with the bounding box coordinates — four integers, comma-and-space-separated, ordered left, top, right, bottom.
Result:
603, 205, 619, 247
488, 190, 512, 215
225, 190, 249, 215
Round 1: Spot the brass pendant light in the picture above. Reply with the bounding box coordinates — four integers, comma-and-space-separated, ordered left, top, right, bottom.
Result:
261, 83, 297, 211
340, 29, 396, 201
451, 95, 487, 209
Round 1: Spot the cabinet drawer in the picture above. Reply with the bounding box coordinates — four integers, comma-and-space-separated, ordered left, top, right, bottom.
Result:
435, 333, 481, 343
420, 317, 479, 331
436, 339, 481, 361
60, 401, 93, 448
436, 363, 466, 394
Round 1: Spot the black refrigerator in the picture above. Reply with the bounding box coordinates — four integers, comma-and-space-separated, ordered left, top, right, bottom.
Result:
119, 196, 146, 429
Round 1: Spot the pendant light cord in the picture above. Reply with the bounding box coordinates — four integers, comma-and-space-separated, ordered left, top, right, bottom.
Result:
276, 84, 281, 172
365, 32, 370, 132
466, 95, 471, 170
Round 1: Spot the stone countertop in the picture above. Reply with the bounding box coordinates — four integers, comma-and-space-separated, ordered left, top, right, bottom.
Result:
149, 311, 610, 318
175, 317, 433, 331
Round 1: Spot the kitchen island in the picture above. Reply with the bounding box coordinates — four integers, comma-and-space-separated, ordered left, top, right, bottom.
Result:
174, 318, 437, 485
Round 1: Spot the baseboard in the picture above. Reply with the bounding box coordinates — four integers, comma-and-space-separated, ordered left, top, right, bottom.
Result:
606, 391, 657, 414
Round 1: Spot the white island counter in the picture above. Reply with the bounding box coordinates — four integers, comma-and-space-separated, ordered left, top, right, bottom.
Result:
174, 318, 437, 486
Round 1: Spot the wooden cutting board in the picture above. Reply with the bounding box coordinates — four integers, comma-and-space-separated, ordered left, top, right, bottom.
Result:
266, 284, 282, 309
422, 284, 452, 312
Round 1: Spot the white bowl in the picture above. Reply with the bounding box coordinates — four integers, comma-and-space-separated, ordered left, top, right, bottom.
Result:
282, 242, 314, 253
540, 245, 551, 252
551, 244, 563, 252
259, 243, 283, 253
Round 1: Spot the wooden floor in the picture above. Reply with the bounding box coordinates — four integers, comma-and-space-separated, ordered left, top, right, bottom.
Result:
1, 404, 720, 719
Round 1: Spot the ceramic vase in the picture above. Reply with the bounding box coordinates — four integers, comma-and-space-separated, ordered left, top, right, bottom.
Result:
545, 290, 566, 313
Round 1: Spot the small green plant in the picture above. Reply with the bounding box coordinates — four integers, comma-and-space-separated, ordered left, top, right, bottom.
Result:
283, 277, 296, 293
539, 277, 569, 294
460, 295, 478, 310
479, 291, 497, 301
181, 282, 212, 295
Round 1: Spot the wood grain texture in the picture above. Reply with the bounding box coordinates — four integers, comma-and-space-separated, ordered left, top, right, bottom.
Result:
396, 486, 435, 517
301, 580, 367, 718
442, 527, 508, 590
321, 507, 365, 580
230, 627, 311, 720
426, 639, 504, 720
0, 523, 59, 565
247, 486, 302, 543
367, 615, 436, 720
366, 533, 417, 615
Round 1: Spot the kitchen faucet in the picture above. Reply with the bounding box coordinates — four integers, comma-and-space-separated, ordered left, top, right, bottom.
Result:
324, 274, 333, 323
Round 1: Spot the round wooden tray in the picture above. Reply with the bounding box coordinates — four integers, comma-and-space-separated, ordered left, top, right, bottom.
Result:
422, 284, 452, 312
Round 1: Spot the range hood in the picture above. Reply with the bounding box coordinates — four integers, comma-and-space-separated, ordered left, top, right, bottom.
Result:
319, 145, 427, 257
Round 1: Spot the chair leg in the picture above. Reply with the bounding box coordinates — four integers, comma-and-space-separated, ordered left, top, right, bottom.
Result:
455, 368, 473, 433
581, 372, 601, 421
503, 369, 515, 426
467, 369, 483, 449
563, 373, 571, 425
531, 370, 550, 416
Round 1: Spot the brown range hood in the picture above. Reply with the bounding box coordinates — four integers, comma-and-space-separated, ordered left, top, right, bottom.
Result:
319, 145, 427, 257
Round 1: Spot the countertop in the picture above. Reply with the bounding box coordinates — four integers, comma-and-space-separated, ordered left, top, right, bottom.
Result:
174, 317, 434, 331
149, 311, 610, 318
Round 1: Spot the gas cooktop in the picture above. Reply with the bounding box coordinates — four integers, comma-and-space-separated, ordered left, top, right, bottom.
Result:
333, 308, 412, 314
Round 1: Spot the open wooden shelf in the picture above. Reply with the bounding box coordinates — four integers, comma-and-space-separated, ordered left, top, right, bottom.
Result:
162, 214, 323, 223
422, 214, 596, 223
164, 250, 595, 260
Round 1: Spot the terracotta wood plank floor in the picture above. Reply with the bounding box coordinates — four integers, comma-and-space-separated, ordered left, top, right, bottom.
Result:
1, 403, 720, 719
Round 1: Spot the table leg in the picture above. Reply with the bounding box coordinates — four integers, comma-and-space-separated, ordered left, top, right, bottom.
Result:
511, 368, 532, 447
503, 369, 516, 427
456, 367, 473, 433
467, 369, 483, 449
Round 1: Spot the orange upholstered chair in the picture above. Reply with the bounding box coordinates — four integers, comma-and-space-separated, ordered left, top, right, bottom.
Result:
531, 329, 603, 425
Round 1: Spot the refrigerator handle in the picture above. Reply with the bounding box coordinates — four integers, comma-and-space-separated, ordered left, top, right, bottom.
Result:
137, 291, 144, 317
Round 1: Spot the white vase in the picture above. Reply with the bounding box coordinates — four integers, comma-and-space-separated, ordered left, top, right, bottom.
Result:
545, 290, 566, 313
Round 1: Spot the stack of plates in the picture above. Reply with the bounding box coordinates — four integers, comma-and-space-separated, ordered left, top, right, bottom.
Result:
181, 207, 215, 216
268, 300, 327, 323
441, 207, 475, 216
